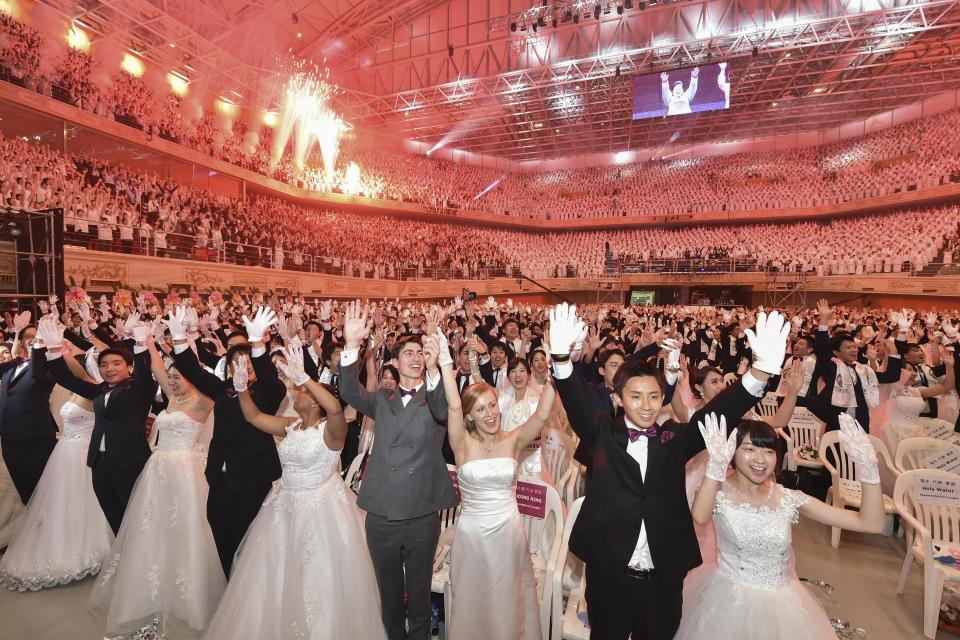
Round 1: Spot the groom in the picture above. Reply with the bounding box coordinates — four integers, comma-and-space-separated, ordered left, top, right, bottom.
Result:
549, 303, 787, 639
339, 301, 456, 640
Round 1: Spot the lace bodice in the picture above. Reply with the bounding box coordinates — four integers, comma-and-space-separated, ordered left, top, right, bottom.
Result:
153, 410, 203, 452
889, 386, 926, 427
278, 422, 340, 491
457, 457, 518, 516
59, 400, 95, 442
713, 486, 808, 589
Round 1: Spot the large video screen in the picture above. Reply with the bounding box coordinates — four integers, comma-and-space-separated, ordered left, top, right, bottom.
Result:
632, 63, 731, 120
629, 290, 655, 306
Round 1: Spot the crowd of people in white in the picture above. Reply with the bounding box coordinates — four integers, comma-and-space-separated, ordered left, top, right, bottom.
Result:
0, 293, 955, 640
3, 12, 960, 224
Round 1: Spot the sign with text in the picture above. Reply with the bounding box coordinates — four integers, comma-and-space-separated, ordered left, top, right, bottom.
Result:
920, 447, 960, 474
516, 480, 548, 519
839, 478, 862, 503
915, 475, 960, 507
925, 422, 956, 441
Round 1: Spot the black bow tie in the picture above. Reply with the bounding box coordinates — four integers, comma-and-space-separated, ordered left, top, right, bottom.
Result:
398, 387, 417, 398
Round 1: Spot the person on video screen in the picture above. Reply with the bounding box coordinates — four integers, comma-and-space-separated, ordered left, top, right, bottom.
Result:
661, 67, 699, 115
718, 62, 730, 108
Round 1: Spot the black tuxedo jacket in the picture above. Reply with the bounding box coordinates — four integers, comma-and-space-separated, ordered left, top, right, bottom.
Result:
555, 366, 765, 590
810, 329, 903, 431
45, 348, 154, 468
171, 346, 285, 490
0, 349, 58, 441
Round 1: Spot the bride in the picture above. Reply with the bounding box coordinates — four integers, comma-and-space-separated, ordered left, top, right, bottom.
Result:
88, 332, 225, 636
0, 340, 113, 591
674, 413, 885, 639
883, 347, 955, 455
434, 329, 556, 640
204, 340, 386, 640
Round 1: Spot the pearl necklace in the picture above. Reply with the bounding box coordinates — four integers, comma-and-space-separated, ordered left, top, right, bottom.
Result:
174, 393, 197, 405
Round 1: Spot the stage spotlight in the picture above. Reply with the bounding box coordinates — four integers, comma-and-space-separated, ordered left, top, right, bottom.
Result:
510, 21, 517, 32
291, 11, 298, 25
5, 221, 22, 239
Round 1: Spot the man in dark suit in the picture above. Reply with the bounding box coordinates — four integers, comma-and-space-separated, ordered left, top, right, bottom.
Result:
167, 305, 286, 575
902, 343, 947, 418
810, 300, 903, 432
339, 302, 456, 640
549, 303, 787, 639
0, 321, 58, 504
39, 315, 155, 534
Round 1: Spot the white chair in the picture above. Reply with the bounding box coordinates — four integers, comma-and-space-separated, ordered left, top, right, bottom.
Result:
896, 437, 956, 474
521, 478, 565, 640
758, 392, 779, 419
432, 464, 460, 639
559, 462, 587, 513
550, 497, 587, 640
541, 430, 575, 492
819, 430, 897, 548
894, 469, 960, 639
777, 407, 825, 473
343, 452, 366, 494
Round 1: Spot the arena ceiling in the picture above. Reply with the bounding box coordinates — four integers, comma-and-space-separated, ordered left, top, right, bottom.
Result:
34, 0, 960, 161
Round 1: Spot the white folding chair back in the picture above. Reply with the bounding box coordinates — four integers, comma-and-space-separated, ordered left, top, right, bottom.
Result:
520, 478, 565, 640
758, 392, 779, 418
432, 464, 460, 640
344, 452, 365, 493
559, 462, 586, 514
819, 430, 896, 548
778, 407, 825, 473
894, 469, 960, 638
896, 437, 955, 474
551, 497, 588, 640
541, 430, 574, 492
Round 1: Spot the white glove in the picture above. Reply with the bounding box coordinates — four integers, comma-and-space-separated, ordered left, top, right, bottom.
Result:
122, 312, 141, 337
163, 305, 188, 341
549, 303, 585, 356
838, 414, 880, 484
925, 312, 939, 328
12, 310, 31, 332
184, 306, 200, 336
744, 310, 791, 375
943, 319, 958, 340
320, 300, 333, 321
232, 355, 249, 393
36, 316, 63, 349
698, 414, 737, 482
486, 296, 496, 311
278, 339, 311, 386
435, 328, 453, 367
131, 322, 150, 344
890, 310, 910, 333
243, 306, 278, 342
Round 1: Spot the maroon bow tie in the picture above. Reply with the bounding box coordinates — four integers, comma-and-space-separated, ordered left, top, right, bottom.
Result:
398, 387, 417, 398
627, 426, 658, 442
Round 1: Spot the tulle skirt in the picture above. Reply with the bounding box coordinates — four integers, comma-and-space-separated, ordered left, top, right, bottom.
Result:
88, 450, 226, 636
0, 436, 112, 591
204, 474, 386, 640
675, 565, 838, 639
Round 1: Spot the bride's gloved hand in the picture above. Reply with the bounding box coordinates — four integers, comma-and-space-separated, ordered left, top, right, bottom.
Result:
838, 414, 880, 485
698, 413, 737, 482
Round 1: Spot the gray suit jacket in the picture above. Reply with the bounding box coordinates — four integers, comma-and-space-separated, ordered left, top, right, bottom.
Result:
340, 360, 457, 520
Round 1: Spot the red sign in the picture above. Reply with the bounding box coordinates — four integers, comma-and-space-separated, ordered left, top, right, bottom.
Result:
449, 469, 460, 502
516, 480, 548, 519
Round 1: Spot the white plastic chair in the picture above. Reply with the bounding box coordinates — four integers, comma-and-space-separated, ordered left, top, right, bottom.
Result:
559, 462, 587, 513
432, 464, 460, 638
550, 497, 588, 640
896, 437, 956, 474
758, 392, 779, 419
894, 469, 960, 639
520, 478, 565, 640
777, 407, 825, 473
541, 430, 574, 493
819, 430, 897, 548
343, 452, 365, 493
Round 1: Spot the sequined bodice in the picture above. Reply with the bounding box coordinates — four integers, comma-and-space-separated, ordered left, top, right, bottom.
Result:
59, 400, 95, 442
713, 487, 807, 589
889, 387, 926, 426
457, 457, 518, 516
153, 410, 203, 452
278, 422, 340, 491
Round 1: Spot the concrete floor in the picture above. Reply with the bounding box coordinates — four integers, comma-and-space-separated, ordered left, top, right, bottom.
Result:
0, 516, 952, 640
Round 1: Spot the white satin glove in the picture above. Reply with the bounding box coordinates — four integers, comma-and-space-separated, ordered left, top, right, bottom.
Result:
122, 312, 142, 338
549, 303, 585, 356
698, 413, 737, 482
278, 338, 311, 387
744, 310, 791, 375
660, 338, 682, 385
243, 306, 278, 343
435, 328, 453, 367
163, 305, 188, 341
131, 322, 150, 345
36, 315, 63, 349
943, 319, 958, 340
838, 414, 880, 484
232, 355, 250, 393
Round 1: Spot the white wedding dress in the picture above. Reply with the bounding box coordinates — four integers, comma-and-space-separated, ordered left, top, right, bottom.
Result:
675, 485, 837, 639
204, 422, 386, 640
88, 410, 225, 636
448, 457, 541, 640
0, 401, 113, 591
884, 385, 956, 455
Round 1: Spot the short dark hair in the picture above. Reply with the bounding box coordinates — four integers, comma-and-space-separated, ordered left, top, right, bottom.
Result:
506, 357, 529, 375
321, 341, 343, 364
304, 320, 322, 331
98, 347, 133, 366
794, 335, 814, 349
613, 362, 666, 397
224, 343, 252, 372
490, 341, 509, 355
391, 334, 423, 360
735, 419, 780, 458
380, 364, 399, 380
226, 330, 247, 344
830, 332, 855, 353
597, 349, 626, 369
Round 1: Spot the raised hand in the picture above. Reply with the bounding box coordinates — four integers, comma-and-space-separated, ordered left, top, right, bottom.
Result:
781, 360, 805, 396
549, 303, 585, 356
838, 414, 880, 484
36, 315, 63, 349
131, 321, 150, 344
320, 300, 333, 321
12, 310, 31, 332
278, 339, 311, 386
698, 413, 736, 482
162, 305, 188, 341
122, 312, 142, 337
816, 299, 832, 328
435, 328, 453, 368
242, 306, 278, 343
232, 355, 250, 393
943, 318, 958, 340
422, 333, 440, 372
342, 300, 371, 349
744, 310, 790, 375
